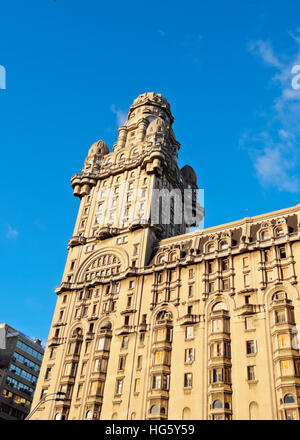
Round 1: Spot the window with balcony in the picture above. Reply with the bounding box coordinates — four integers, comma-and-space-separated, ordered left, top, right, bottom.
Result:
275, 310, 286, 324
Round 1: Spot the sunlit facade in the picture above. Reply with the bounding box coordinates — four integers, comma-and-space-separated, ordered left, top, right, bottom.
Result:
31, 93, 300, 420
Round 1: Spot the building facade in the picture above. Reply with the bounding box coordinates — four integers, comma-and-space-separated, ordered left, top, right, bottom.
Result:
31, 92, 300, 420
0, 323, 44, 420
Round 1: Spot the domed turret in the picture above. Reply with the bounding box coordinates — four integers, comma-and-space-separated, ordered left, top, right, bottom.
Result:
114, 92, 175, 150
181, 165, 197, 187
83, 140, 109, 174
87, 140, 109, 157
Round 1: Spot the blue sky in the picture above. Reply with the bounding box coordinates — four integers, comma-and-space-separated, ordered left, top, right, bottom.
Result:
1, 0, 300, 341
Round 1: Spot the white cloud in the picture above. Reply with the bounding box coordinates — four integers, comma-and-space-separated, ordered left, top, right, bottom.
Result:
110, 105, 127, 127
248, 40, 282, 68
6, 224, 19, 240
245, 33, 300, 192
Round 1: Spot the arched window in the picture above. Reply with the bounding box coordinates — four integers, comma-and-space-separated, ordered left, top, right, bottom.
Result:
86, 410, 93, 420
272, 291, 287, 302
72, 327, 82, 337
111, 412, 118, 420
156, 310, 172, 322
119, 154, 125, 161
225, 402, 230, 409
150, 405, 159, 415
284, 394, 295, 404
182, 407, 191, 420
220, 241, 229, 250
207, 243, 215, 253
213, 400, 223, 409
83, 254, 121, 281
212, 302, 228, 312
54, 413, 61, 420
157, 254, 166, 264
170, 252, 177, 262
100, 321, 112, 330
249, 402, 259, 420
132, 149, 139, 156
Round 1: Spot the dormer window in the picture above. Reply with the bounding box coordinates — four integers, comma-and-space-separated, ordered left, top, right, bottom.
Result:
276, 228, 284, 237
220, 241, 229, 250
261, 231, 271, 241
207, 244, 215, 253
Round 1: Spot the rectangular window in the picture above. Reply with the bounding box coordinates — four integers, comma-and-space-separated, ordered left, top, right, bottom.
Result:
208, 261, 213, 273
222, 279, 230, 291
154, 351, 164, 365
189, 269, 194, 279
118, 356, 126, 371
134, 378, 140, 393
212, 319, 222, 333
263, 249, 271, 262
213, 368, 223, 383
49, 348, 56, 360
44, 367, 51, 380
247, 366, 256, 381
221, 258, 229, 271
279, 246, 287, 259
208, 282, 215, 293
243, 257, 249, 267
76, 384, 83, 399
244, 274, 250, 287
184, 373, 193, 388
116, 379, 123, 395
97, 337, 109, 351
280, 360, 293, 376
121, 336, 129, 349
246, 340, 256, 355
152, 375, 161, 389
186, 326, 194, 340
278, 333, 290, 348
137, 355, 142, 369
285, 409, 297, 420
185, 348, 194, 363
89, 381, 104, 396
275, 310, 286, 324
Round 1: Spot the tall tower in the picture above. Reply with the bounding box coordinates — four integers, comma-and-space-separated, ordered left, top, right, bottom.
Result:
31, 93, 198, 420
30, 92, 300, 421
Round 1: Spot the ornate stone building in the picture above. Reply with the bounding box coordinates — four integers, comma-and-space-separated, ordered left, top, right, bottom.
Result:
31, 93, 300, 420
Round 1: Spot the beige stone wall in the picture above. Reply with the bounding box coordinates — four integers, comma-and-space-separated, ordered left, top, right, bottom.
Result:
30, 93, 300, 420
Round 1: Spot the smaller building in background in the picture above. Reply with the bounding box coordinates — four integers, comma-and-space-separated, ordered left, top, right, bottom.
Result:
0, 323, 44, 420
